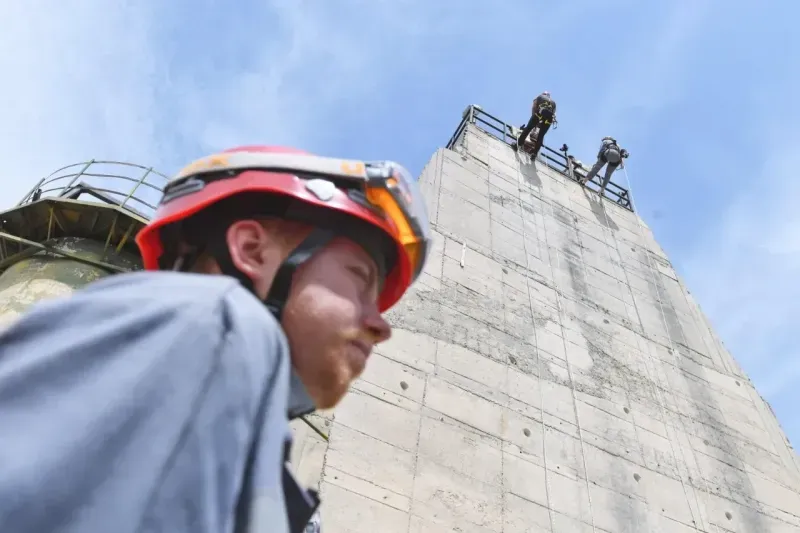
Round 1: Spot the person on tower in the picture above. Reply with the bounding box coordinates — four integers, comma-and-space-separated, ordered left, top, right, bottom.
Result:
512, 90, 557, 158
0, 145, 431, 533
580, 136, 629, 195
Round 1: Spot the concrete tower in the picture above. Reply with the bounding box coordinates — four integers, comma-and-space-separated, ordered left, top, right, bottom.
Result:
0, 160, 168, 326
292, 106, 800, 532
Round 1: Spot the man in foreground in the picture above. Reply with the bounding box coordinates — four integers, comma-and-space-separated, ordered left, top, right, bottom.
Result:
0, 145, 430, 533
512, 90, 557, 158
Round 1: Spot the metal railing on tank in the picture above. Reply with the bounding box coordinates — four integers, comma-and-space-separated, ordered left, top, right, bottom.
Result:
446, 105, 632, 211
16, 160, 170, 220
0, 160, 170, 276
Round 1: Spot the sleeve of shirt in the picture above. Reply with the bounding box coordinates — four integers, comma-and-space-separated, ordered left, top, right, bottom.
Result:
0, 272, 293, 533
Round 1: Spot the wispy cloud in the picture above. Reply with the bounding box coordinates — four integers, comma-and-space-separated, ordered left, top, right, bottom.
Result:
0, 1, 163, 201
0, 0, 598, 184
676, 45, 800, 443
163, 0, 592, 158
684, 135, 800, 393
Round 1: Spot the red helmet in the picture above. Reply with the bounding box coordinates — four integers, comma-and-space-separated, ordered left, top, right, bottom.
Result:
136, 145, 430, 314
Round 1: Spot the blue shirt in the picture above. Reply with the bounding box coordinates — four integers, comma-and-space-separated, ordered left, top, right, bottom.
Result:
0, 271, 307, 533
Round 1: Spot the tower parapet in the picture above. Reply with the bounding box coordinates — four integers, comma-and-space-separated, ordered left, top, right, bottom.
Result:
447, 104, 633, 210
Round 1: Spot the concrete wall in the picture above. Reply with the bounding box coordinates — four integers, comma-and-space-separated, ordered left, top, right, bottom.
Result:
0, 236, 140, 327
292, 124, 800, 532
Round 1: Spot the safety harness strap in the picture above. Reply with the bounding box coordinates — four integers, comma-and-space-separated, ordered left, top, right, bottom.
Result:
264, 228, 335, 321
601, 144, 621, 164
283, 462, 321, 533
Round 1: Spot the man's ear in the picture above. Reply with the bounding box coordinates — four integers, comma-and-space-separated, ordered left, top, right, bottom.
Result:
226, 219, 272, 281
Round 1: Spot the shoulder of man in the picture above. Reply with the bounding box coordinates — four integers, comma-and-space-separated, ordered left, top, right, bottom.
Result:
0, 273, 296, 532
79, 269, 256, 306
0, 270, 287, 366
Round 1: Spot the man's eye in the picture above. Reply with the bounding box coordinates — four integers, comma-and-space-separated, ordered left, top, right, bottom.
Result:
348, 265, 371, 283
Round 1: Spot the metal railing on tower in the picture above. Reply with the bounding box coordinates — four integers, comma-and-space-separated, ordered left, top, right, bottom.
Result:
446, 105, 632, 210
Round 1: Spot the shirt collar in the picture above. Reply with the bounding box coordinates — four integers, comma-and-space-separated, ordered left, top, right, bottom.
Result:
287, 368, 315, 420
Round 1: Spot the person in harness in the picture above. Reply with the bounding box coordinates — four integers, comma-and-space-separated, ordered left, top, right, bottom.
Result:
580, 136, 629, 195
512, 91, 557, 158
0, 145, 430, 533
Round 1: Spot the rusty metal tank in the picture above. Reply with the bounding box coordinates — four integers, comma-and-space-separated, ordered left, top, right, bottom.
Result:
0, 160, 168, 326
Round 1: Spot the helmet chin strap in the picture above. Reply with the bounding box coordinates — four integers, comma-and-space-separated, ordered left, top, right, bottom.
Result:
208, 227, 335, 321
263, 229, 335, 320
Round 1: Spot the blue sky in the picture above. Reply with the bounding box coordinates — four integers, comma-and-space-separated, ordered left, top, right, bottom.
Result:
2, 0, 799, 446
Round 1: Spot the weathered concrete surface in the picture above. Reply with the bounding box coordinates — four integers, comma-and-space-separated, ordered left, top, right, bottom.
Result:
292, 123, 800, 532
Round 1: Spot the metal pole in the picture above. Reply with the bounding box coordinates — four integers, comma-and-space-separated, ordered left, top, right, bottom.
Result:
0, 230, 128, 273
300, 415, 329, 441
59, 160, 95, 196
16, 178, 46, 207
120, 167, 153, 211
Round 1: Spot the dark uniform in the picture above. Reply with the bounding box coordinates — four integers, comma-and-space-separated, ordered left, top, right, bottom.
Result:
582, 136, 629, 194
514, 92, 557, 158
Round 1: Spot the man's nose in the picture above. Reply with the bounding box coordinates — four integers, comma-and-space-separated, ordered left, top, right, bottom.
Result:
363, 306, 392, 344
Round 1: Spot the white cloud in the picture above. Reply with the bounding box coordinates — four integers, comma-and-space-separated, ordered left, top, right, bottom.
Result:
0, 0, 604, 205
167, 0, 592, 155
682, 135, 800, 403
615, 0, 714, 110
0, 0, 513, 204
677, 39, 800, 401
0, 1, 164, 205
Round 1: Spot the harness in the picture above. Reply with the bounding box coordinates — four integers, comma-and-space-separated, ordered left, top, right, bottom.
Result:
283, 457, 320, 533
601, 141, 622, 164
535, 99, 555, 124
235, 402, 320, 533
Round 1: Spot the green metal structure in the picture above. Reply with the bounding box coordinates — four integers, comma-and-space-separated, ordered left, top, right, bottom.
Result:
0, 160, 168, 325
